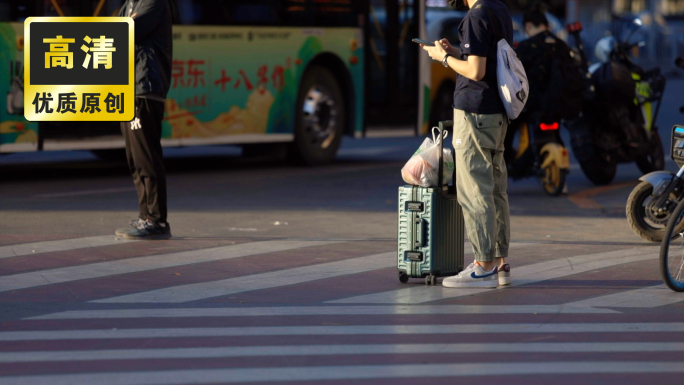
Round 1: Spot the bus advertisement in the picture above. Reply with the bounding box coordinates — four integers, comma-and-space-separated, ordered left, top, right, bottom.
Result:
1, 0, 371, 165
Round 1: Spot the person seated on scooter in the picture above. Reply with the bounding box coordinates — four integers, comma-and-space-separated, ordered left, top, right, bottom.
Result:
504, 4, 569, 166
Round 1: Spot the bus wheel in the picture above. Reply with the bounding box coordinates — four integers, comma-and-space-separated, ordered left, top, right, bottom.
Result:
290, 66, 345, 166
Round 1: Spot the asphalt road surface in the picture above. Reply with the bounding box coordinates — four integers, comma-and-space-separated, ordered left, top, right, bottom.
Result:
1, 80, 684, 384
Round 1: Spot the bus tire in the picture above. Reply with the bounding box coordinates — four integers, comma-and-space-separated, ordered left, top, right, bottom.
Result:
290, 66, 346, 166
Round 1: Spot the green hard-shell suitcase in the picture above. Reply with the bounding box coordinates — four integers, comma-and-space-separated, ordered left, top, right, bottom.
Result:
397, 121, 465, 285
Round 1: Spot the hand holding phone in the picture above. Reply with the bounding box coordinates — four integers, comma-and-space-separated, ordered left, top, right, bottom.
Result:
412, 38, 434, 47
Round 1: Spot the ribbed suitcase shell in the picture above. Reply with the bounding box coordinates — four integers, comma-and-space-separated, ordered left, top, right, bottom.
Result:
397, 185, 465, 282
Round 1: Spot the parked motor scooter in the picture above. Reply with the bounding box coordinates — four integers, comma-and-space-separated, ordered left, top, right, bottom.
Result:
505, 112, 570, 196
565, 20, 666, 186
626, 57, 684, 242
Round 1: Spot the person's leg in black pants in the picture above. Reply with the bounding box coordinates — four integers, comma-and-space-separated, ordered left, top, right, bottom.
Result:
117, 97, 170, 239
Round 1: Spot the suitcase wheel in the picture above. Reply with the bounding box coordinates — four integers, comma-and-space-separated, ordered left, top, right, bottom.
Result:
399, 273, 409, 284
425, 275, 437, 286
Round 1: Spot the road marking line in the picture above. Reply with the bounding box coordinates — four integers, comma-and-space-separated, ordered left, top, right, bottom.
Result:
28, 304, 617, 320
0, 240, 339, 293
2, 323, 683, 341
3, 342, 684, 362
92, 252, 396, 303
0, 236, 132, 260
329, 247, 657, 304
567, 181, 637, 209
33, 187, 136, 198
93, 243, 536, 303
1, 361, 684, 384
565, 284, 684, 308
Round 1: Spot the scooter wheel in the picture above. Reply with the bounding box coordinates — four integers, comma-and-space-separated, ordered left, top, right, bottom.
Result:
626, 181, 675, 242
541, 162, 566, 197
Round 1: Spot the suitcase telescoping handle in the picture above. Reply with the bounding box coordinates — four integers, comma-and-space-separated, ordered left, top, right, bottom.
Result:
437, 121, 456, 194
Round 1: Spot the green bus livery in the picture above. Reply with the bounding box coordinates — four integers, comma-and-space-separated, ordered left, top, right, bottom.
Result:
1, 0, 365, 165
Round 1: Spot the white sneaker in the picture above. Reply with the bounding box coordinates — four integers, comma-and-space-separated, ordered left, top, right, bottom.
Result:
498, 263, 512, 286
442, 262, 498, 288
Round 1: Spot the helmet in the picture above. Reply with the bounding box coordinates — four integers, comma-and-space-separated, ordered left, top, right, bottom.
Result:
594, 36, 616, 63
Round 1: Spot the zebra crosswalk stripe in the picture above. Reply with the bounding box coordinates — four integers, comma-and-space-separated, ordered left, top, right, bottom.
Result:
92, 245, 652, 304
2, 342, 684, 362
565, 284, 684, 308
28, 304, 617, 320
0, 235, 132, 260
329, 247, 657, 304
2, 323, 684, 341
92, 251, 396, 303
1, 361, 684, 385
0, 240, 340, 293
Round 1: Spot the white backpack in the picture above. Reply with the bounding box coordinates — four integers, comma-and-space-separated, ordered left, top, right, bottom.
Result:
496, 39, 528, 119
482, 6, 529, 119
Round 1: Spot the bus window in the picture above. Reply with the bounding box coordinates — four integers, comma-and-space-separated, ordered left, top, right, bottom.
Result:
175, 0, 283, 26
0, 0, 38, 21
367, 0, 419, 126
0, 1, 11, 21
39, 1, 173, 19
174, 0, 359, 27
41, 0, 86, 17
231, 3, 280, 24
173, 0, 361, 27
286, 0, 359, 27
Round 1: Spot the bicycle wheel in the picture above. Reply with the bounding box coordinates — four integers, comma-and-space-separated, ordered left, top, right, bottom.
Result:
659, 198, 684, 292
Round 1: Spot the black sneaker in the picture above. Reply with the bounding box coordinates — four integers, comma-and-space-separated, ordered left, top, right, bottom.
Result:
115, 218, 145, 237
122, 220, 172, 240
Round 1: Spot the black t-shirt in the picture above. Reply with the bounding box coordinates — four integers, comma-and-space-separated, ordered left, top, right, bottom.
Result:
452, 0, 514, 115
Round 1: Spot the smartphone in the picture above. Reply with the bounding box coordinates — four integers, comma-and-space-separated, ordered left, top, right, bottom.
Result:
412, 38, 434, 46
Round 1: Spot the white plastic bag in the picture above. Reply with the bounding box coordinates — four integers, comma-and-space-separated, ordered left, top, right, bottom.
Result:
401, 127, 455, 187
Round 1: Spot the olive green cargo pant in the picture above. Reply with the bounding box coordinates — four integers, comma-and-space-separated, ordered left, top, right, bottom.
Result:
452, 109, 510, 262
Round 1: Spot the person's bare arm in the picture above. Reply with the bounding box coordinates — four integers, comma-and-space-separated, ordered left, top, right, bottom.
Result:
446, 55, 486, 81
422, 41, 486, 81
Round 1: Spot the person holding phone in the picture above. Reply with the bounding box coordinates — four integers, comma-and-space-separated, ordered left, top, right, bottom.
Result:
419, 0, 514, 288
